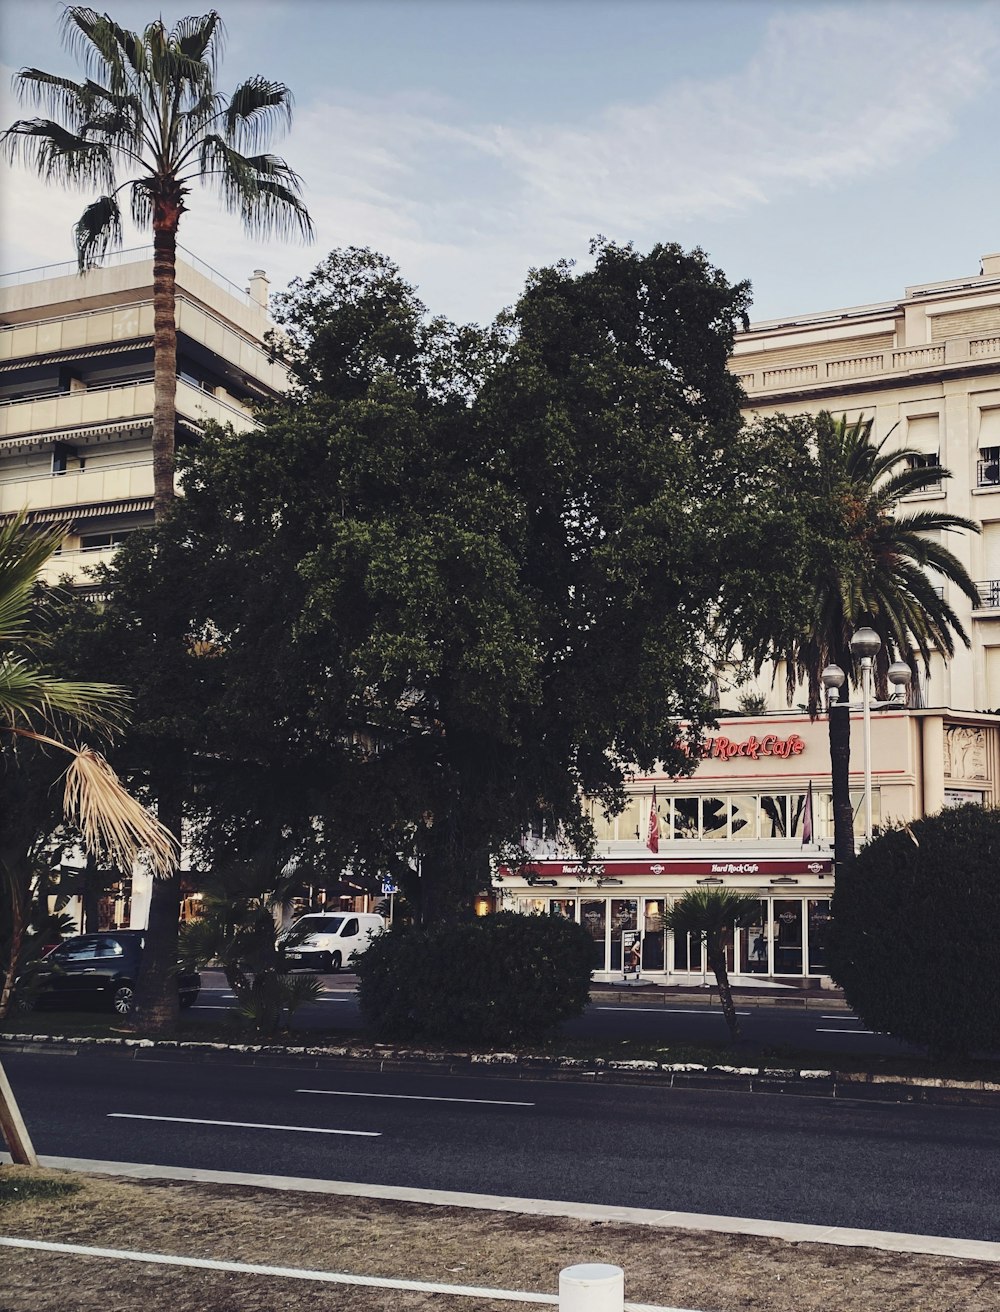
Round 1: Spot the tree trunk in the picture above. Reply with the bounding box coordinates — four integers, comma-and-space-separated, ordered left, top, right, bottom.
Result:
707, 940, 741, 1041
828, 704, 855, 875
151, 208, 180, 522
129, 767, 184, 1032
0, 883, 26, 1022
81, 854, 101, 933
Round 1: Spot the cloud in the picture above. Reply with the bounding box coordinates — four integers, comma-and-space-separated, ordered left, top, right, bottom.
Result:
2, 4, 998, 324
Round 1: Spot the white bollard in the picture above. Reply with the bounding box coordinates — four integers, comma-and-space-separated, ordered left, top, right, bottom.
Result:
559, 1263, 624, 1312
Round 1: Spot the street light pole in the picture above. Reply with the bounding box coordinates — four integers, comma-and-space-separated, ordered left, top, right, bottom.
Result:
849, 626, 882, 847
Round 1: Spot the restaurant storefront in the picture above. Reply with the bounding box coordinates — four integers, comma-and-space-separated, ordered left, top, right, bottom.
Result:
497, 710, 1000, 984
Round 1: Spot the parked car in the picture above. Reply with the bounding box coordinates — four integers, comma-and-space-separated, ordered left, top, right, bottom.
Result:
16, 930, 201, 1016
279, 912, 384, 973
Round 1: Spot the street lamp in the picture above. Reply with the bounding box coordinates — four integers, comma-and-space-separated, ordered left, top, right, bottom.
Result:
849, 626, 882, 845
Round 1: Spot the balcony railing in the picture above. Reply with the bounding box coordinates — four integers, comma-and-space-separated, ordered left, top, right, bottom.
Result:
974, 579, 1000, 609
0, 296, 287, 393
0, 377, 258, 440
0, 460, 154, 515
736, 332, 1000, 395
0, 243, 251, 304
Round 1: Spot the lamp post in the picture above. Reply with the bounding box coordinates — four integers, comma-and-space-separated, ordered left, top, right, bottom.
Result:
821, 662, 850, 872
849, 626, 882, 845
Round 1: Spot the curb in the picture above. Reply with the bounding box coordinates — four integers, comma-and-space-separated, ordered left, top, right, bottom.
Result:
3, 1032, 998, 1107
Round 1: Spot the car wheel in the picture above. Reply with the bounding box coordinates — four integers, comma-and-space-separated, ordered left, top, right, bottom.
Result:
330, 951, 342, 974
13, 990, 36, 1014
111, 982, 134, 1016
179, 992, 198, 1010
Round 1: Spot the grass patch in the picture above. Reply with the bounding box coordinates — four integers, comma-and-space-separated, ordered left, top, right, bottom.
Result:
0, 1169, 80, 1207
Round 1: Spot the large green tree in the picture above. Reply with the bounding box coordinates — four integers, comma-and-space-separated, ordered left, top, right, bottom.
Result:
122, 240, 775, 921
737, 411, 980, 869
1, 5, 313, 518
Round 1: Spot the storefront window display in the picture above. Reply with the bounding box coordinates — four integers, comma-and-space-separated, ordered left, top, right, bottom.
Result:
511, 892, 836, 980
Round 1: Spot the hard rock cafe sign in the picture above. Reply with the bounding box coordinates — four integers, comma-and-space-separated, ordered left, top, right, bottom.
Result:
701, 732, 805, 761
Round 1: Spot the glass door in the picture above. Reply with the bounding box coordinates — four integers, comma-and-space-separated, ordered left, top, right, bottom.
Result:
738, 899, 769, 974
580, 899, 607, 971
610, 899, 638, 971
773, 899, 803, 974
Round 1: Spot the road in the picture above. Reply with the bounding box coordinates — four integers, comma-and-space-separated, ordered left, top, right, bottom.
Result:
4, 1047, 999, 1242
191, 969, 918, 1057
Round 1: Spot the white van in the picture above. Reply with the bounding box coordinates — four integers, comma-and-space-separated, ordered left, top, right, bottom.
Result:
280, 912, 384, 974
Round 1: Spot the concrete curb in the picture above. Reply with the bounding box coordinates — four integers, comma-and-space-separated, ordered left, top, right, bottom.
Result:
3, 1032, 998, 1106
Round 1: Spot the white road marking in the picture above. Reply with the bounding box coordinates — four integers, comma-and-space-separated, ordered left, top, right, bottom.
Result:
816, 1028, 877, 1035
820, 1015, 862, 1021
298, 1089, 534, 1107
0, 1237, 565, 1306
594, 1006, 751, 1016
107, 1113, 379, 1137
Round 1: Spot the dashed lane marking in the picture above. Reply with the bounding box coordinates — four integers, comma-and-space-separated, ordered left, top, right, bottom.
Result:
107, 1113, 380, 1137
298, 1089, 534, 1106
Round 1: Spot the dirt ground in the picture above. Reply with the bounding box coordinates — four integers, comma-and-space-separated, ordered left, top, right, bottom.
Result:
0, 1168, 998, 1312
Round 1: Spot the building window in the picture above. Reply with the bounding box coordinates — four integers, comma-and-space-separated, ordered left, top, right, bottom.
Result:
79, 530, 135, 551
905, 451, 942, 489
979, 447, 1000, 487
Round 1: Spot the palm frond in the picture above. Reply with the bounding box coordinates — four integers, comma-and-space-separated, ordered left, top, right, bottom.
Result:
8, 729, 177, 880
225, 76, 294, 153
173, 12, 225, 74
75, 195, 123, 270
0, 117, 115, 190
0, 659, 129, 733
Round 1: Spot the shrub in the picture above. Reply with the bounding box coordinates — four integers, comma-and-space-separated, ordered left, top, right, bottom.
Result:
828, 804, 1000, 1060
354, 911, 594, 1045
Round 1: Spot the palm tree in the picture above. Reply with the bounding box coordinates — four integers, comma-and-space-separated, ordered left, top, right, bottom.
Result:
1, 6, 313, 520
1, 511, 176, 882
665, 889, 760, 1040
745, 411, 981, 869
1, 513, 175, 1163
2, 8, 312, 1031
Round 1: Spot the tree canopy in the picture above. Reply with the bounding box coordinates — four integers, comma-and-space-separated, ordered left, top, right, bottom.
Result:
80, 239, 795, 920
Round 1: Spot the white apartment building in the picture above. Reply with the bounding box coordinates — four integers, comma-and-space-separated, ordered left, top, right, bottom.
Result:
733, 252, 1000, 714
0, 245, 286, 585
503, 254, 1000, 983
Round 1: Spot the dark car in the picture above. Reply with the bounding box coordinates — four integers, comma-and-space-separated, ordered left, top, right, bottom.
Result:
17, 930, 201, 1017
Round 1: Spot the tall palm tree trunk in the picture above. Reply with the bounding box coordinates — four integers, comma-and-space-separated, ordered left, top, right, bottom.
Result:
829, 706, 855, 874
136, 197, 186, 1029
151, 202, 181, 522
131, 761, 184, 1030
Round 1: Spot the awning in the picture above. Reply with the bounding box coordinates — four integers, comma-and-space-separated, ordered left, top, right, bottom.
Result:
22, 497, 153, 526
0, 418, 152, 454
0, 339, 151, 373
505, 856, 834, 880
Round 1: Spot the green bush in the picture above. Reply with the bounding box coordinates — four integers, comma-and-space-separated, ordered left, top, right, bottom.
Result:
354, 911, 594, 1045
828, 804, 1000, 1060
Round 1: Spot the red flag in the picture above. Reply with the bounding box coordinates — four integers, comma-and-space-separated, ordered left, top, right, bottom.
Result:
647, 787, 660, 854
801, 780, 814, 845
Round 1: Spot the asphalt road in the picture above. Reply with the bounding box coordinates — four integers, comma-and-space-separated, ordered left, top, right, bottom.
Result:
191, 969, 919, 1057
4, 1048, 999, 1242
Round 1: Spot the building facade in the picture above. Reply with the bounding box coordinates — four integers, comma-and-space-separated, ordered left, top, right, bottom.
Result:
502, 255, 1000, 982
0, 245, 285, 584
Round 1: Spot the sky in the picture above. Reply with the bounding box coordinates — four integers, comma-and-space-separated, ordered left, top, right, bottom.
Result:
1, 0, 999, 327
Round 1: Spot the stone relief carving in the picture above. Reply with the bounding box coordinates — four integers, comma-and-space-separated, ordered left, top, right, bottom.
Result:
944, 726, 988, 780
